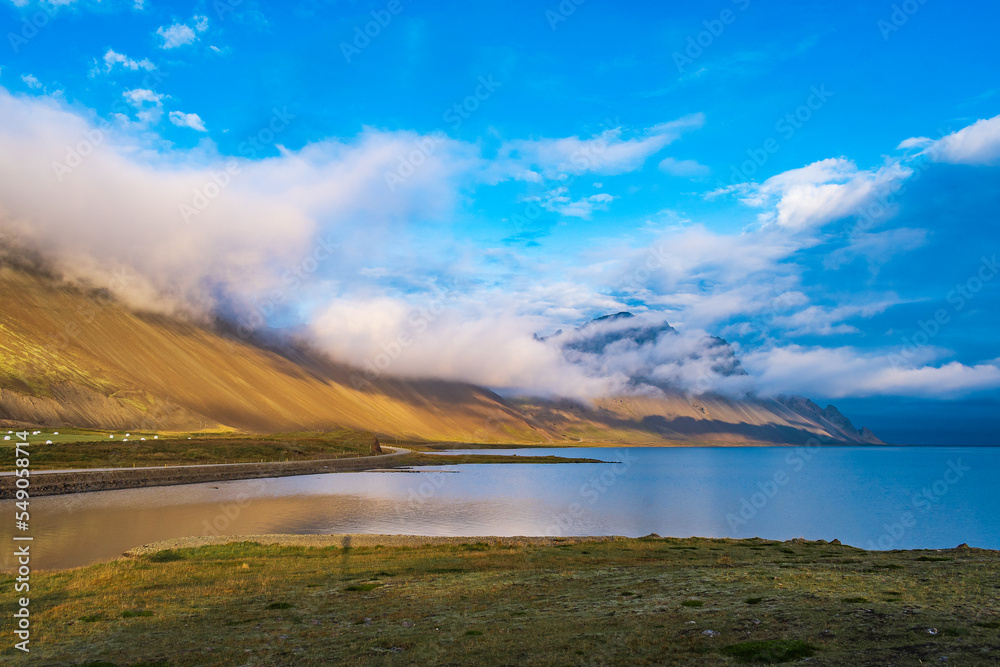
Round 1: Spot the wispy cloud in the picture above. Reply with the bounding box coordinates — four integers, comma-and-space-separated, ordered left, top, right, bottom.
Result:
168, 110, 207, 132
903, 114, 1000, 165
741, 158, 911, 232
658, 156, 710, 177
102, 49, 155, 73
156, 15, 209, 49
123, 88, 164, 124
0, 90, 996, 401
495, 113, 705, 182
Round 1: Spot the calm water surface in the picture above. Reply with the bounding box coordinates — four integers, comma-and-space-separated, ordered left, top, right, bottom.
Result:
2, 446, 997, 569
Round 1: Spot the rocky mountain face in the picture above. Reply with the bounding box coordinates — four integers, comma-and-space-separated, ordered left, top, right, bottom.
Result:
0, 266, 882, 444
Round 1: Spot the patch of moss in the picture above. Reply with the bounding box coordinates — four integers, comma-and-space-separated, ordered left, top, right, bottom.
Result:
720, 639, 818, 663
147, 550, 185, 563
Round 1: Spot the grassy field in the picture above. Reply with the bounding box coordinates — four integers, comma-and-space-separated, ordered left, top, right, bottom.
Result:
0, 430, 383, 470
0, 428, 609, 471
2, 536, 997, 665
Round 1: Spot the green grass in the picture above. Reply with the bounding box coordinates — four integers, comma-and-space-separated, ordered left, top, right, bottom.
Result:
2, 537, 998, 665
1, 428, 608, 471
720, 639, 818, 663
0, 429, 381, 469
345, 584, 382, 592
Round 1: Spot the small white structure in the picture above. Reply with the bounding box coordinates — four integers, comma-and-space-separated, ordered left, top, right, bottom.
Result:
54, 432, 59, 435
126, 433, 130, 437
154, 436, 158, 439
45, 440, 53, 444
141, 438, 146, 441
110, 435, 114, 439
3, 436, 9, 441
123, 438, 128, 442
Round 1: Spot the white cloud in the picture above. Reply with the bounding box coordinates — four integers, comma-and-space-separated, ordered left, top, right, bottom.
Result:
168, 110, 207, 132
21, 74, 42, 89
658, 156, 710, 177
123, 88, 164, 124
1, 89, 988, 402
193, 15, 209, 32
770, 299, 900, 337
496, 113, 704, 181
744, 345, 1000, 398
0, 89, 473, 321
532, 188, 616, 218
745, 158, 911, 231
103, 49, 155, 73
913, 115, 1000, 165
156, 23, 198, 49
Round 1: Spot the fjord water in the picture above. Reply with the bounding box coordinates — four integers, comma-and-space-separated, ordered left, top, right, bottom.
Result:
3, 446, 997, 570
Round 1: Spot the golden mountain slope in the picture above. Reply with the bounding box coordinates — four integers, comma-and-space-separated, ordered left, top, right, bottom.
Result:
0, 265, 882, 444
0, 266, 541, 440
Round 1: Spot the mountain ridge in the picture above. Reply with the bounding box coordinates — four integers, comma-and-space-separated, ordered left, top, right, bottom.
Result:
0, 265, 882, 444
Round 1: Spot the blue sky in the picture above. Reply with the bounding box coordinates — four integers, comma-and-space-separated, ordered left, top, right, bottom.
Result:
1, 0, 999, 443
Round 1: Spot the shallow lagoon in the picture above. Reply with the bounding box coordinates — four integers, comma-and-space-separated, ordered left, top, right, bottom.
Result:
3, 446, 997, 569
